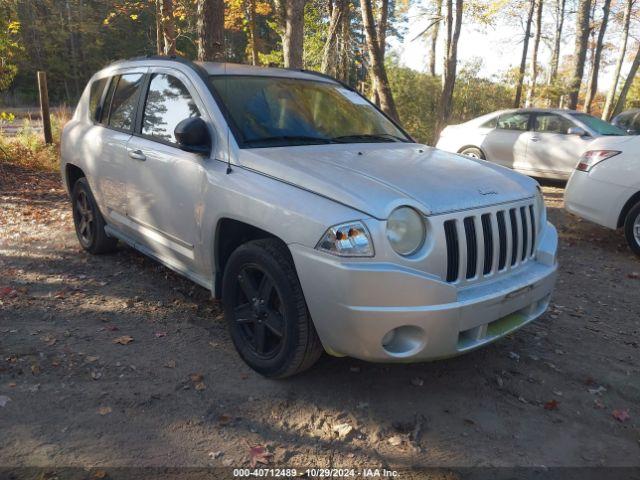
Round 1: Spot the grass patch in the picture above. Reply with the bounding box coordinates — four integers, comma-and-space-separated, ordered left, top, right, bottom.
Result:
0, 107, 70, 173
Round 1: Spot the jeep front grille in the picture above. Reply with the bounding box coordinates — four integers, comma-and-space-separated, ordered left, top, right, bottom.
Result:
443, 203, 537, 283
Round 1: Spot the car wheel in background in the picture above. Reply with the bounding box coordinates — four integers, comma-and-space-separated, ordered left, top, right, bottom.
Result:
71, 177, 118, 254
459, 147, 485, 159
624, 202, 640, 257
222, 239, 323, 378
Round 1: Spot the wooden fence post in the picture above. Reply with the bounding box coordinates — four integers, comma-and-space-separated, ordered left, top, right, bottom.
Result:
37, 71, 53, 144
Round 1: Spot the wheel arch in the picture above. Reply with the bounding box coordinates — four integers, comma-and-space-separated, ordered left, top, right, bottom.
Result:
618, 190, 640, 228
65, 163, 86, 192
457, 145, 486, 159
213, 218, 290, 298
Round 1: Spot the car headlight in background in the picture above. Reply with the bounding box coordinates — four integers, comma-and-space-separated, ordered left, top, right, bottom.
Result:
386, 207, 426, 256
316, 221, 374, 257
576, 150, 621, 172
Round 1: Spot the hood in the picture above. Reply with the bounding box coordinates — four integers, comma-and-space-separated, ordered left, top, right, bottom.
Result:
237, 143, 537, 219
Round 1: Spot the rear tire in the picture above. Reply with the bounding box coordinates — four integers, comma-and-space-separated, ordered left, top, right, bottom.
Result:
459, 147, 485, 159
222, 239, 323, 378
71, 177, 118, 254
623, 201, 640, 257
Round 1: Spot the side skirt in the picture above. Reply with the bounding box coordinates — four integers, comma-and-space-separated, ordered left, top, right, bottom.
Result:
104, 224, 215, 294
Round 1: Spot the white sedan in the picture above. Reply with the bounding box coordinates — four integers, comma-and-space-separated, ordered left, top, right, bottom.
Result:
564, 135, 640, 256
436, 108, 628, 180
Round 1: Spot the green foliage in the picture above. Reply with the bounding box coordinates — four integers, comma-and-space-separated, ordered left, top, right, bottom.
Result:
388, 58, 513, 144
0, 7, 21, 91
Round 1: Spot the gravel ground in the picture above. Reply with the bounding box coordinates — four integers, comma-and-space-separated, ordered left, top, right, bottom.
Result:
0, 162, 639, 477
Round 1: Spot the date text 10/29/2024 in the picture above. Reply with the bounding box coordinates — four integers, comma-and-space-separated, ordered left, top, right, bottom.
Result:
232, 468, 400, 477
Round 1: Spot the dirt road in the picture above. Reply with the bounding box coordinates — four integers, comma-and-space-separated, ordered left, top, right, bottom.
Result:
1, 162, 638, 476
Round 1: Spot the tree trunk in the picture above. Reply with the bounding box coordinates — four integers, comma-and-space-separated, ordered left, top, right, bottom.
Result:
196, 0, 225, 61
548, 0, 566, 87
602, 0, 633, 120
428, 0, 443, 76
436, 0, 463, 138
359, 0, 399, 120
514, 0, 535, 108
612, 43, 640, 117
247, 0, 260, 65
377, 0, 389, 58
567, 0, 592, 110
155, 0, 165, 55
525, 0, 544, 107
321, 0, 346, 75
161, 0, 176, 55
283, 0, 306, 68
584, 0, 611, 113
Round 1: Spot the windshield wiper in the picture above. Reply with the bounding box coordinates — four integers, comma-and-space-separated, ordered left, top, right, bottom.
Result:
243, 135, 334, 146
331, 133, 408, 143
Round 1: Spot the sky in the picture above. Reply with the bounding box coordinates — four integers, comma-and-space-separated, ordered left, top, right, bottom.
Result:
388, 2, 632, 93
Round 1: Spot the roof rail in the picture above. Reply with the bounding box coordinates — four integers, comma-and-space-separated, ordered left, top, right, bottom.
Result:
105, 54, 211, 83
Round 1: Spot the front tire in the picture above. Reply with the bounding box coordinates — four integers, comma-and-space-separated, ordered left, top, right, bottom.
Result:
222, 239, 323, 378
624, 202, 640, 257
459, 147, 485, 159
71, 177, 118, 254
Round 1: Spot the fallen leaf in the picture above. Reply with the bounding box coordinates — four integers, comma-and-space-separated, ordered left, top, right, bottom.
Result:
92, 470, 107, 479
248, 444, 272, 467
333, 423, 354, 438
0, 286, 18, 298
208, 450, 223, 459
155, 331, 167, 338
0, 395, 10, 407
593, 399, 605, 409
411, 377, 424, 387
86, 356, 99, 363
388, 435, 403, 446
106, 325, 119, 332
190, 373, 203, 383
43, 335, 56, 346
164, 360, 176, 369
612, 409, 630, 422
544, 400, 559, 411
91, 371, 102, 380
98, 406, 112, 415
31, 363, 41, 375
195, 382, 206, 391
113, 335, 133, 345
588, 386, 606, 396
218, 414, 232, 426
628, 272, 639, 280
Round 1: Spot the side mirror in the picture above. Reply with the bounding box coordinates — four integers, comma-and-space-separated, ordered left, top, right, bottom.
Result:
567, 126, 588, 137
174, 117, 211, 155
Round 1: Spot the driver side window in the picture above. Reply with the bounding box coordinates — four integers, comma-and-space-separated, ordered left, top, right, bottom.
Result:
142, 74, 201, 144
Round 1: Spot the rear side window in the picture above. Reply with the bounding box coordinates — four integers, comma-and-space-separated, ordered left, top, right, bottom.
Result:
497, 112, 530, 131
88, 77, 109, 122
481, 116, 498, 128
107, 73, 144, 131
142, 74, 201, 144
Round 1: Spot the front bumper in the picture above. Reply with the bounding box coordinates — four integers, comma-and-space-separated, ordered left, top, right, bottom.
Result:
291, 221, 558, 362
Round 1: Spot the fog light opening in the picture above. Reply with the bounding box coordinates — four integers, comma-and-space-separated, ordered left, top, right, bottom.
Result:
381, 326, 426, 357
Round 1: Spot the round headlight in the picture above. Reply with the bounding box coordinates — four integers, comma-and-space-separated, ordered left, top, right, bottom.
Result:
386, 207, 426, 256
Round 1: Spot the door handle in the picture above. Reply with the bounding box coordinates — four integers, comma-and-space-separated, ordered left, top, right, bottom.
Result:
128, 149, 146, 161
530, 137, 540, 142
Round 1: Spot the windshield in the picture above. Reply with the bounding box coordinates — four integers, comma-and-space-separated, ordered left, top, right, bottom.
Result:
209, 75, 411, 148
570, 113, 627, 136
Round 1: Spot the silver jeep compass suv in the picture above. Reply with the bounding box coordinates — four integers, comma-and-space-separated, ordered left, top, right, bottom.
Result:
60, 56, 558, 377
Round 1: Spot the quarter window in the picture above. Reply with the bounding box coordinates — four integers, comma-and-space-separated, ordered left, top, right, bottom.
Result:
88, 77, 109, 122
142, 74, 201, 144
496, 113, 530, 131
533, 113, 575, 134
107, 73, 144, 131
